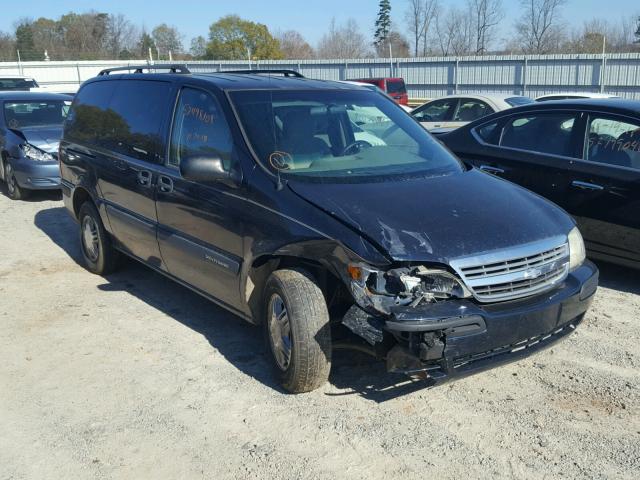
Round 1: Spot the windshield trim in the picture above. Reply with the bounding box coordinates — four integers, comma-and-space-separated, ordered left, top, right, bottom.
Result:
227, 88, 464, 182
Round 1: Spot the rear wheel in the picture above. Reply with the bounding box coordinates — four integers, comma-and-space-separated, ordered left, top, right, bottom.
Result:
264, 269, 332, 393
78, 202, 120, 275
4, 162, 29, 200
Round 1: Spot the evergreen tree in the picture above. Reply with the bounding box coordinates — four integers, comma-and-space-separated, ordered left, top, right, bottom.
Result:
374, 0, 392, 49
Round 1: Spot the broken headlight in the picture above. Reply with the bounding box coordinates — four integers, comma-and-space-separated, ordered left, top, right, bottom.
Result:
348, 263, 471, 315
21, 143, 54, 162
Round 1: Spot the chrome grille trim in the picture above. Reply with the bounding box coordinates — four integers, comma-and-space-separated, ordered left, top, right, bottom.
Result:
450, 236, 570, 303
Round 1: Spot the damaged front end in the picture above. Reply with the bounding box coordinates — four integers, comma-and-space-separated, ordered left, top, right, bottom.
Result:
339, 260, 597, 383
343, 263, 479, 377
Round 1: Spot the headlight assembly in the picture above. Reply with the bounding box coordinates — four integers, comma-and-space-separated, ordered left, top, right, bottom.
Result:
568, 227, 586, 271
347, 263, 471, 315
20, 143, 54, 162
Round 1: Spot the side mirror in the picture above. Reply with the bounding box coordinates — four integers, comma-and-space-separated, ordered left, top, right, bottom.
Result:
180, 156, 241, 187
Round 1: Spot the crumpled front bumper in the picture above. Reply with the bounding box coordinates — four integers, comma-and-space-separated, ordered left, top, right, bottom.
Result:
346, 261, 599, 383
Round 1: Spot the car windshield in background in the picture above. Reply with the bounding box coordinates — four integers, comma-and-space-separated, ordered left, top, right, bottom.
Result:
230, 89, 462, 180
505, 96, 534, 107
4, 100, 71, 129
0, 78, 39, 91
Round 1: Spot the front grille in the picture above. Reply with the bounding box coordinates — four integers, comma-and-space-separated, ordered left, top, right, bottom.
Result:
450, 237, 570, 303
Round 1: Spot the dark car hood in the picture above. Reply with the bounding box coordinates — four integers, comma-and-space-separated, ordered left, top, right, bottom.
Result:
14, 126, 62, 153
287, 169, 573, 263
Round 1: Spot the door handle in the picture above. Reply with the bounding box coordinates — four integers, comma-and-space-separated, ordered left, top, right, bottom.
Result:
158, 175, 174, 193
480, 165, 505, 175
571, 180, 604, 191
137, 170, 152, 187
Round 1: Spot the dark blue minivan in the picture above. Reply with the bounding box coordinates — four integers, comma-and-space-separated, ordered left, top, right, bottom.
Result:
59, 66, 598, 393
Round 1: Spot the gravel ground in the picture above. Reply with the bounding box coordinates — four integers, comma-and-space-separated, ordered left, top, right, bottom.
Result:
0, 190, 638, 480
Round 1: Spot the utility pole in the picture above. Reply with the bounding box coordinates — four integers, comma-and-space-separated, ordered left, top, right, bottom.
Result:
148, 47, 153, 62
16, 50, 22, 75
600, 36, 607, 93
247, 47, 252, 70
389, 42, 394, 77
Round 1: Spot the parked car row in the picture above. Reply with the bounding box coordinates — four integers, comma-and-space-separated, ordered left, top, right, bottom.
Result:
6, 66, 635, 395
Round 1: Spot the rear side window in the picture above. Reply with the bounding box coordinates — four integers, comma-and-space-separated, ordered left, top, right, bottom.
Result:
454, 99, 491, 122
412, 99, 456, 122
587, 117, 640, 170
500, 113, 579, 158
169, 87, 233, 169
105, 80, 171, 162
65, 81, 116, 145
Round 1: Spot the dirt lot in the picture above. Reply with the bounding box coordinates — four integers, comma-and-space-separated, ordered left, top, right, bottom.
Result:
0, 190, 638, 480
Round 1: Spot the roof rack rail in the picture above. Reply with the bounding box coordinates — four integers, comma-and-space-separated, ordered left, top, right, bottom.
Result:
98, 64, 191, 76
221, 69, 304, 78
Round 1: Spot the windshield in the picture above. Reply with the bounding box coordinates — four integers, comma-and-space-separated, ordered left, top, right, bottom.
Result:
0, 78, 39, 91
230, 89, 462, 181
4, 100, 71, 129
505, 96, 534, 107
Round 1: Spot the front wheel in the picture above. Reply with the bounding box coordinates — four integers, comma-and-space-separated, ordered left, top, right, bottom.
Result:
4, 162, 29, 200
264, 269, 332, 393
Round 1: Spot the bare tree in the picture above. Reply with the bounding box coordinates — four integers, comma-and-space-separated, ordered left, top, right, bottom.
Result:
317, 18, 371, 59
276, 30, 315, 59
405, 0, 439, 56
434, 7, 473, 56
516, 0, 567, 54
105, 14, 136, 58
376, 31, 411, 58
0, 31, 15, 61
564, 17, 640, 54
152, 23, 183, 58
468, 0, 503, 54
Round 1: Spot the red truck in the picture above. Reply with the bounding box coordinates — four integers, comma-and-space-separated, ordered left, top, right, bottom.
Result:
347, 77, 408, 106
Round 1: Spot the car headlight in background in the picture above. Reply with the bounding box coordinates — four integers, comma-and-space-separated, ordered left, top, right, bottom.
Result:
20, 143, 54, 162
568, 227, 586, 271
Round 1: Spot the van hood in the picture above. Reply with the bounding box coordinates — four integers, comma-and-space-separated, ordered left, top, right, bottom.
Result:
287, 169, 574, 263
14, 126, 62, 153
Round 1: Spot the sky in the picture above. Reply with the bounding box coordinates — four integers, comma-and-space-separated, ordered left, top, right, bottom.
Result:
1, 0, 638, 47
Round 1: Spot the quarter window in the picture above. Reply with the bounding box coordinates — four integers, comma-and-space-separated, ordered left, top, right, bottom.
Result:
500, 113, 578, 157
587, 117, 640, 170
476, 121, 500, 144
169, 87, 233, 169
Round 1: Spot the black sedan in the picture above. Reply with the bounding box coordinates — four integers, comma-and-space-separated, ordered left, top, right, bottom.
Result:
0, 91, 71, 200
440, 99, 640, 269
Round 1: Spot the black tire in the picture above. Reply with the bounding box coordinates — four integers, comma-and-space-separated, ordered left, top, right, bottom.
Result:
4, 161, 29, 200
264, 269, 332, 393
78, 201, 120, 275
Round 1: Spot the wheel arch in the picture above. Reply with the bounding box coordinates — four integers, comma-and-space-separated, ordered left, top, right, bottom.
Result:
243, 240, 359, 323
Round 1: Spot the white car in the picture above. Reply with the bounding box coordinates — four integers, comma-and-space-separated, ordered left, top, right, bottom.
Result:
412, 93, 533, 131
536, 92, 620, 102
0, 76, 40, 92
